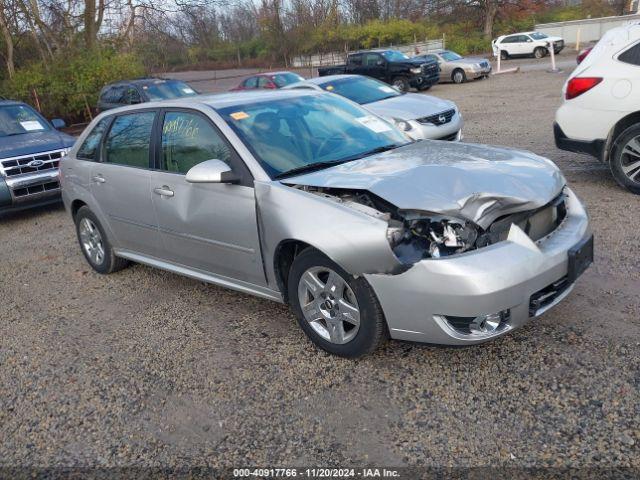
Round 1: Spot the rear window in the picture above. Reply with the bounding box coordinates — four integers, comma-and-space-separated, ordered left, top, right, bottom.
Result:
77, 118, 110, 161
141, 81, 197, 101
619, 43, 640, 66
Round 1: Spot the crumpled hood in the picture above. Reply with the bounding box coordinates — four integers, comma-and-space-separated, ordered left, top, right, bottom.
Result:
365, 93, 455, 121
284, 140, 565, 229
0, 130, 75, 159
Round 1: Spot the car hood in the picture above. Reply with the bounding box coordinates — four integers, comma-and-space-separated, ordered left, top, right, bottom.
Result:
0, 130, 75, 159
283, 140, 565, 229
365, 93, 455, 121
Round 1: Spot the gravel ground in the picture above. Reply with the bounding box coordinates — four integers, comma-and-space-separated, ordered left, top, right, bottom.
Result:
1, 53, 639, 475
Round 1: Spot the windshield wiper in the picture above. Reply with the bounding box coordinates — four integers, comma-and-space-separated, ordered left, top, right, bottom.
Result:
274, 144, 403, 180
274, 159, 349, 180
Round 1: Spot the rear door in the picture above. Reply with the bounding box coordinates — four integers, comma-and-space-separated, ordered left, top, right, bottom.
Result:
149, 108, 265, 285
90, 110, 161, 256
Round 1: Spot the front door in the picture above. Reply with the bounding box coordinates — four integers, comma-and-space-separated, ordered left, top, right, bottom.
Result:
90, 110, 161, 256
150, 109, 266, 286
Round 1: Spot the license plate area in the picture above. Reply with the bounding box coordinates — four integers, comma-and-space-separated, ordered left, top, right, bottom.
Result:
568, 234, 594, 283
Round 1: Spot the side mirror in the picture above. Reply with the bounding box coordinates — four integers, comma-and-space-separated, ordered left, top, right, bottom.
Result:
185, 159, 239, 184
51, 118, 66, 129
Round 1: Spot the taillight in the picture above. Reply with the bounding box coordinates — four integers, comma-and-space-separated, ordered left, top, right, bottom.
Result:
576, 47, 592, 64
565, 77, 603, 100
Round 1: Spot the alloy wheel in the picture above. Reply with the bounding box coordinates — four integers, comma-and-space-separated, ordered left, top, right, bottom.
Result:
297, 266, 360, 344
621, 135, 640, 183
79, 217, 105, 266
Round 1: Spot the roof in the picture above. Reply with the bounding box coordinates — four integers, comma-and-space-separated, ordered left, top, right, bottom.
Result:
0, 99, 25, 107
103, 77, 183, 88
247, 71, 301, 77
303, 74, 359, 85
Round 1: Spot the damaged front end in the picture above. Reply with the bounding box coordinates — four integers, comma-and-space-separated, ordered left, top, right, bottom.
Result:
296, 185, 568, 266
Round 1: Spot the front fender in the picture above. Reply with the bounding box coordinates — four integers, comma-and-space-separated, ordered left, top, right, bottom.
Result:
255, 181, 403, 287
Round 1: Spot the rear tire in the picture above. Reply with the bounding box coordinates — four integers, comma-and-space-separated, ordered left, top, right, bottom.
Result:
391, 77, 410, 93
452, 69, 466, 84
74, 206, 129, 274
610, 123, 640, 195
534, 47, 546, 59
288, 248, 388, 358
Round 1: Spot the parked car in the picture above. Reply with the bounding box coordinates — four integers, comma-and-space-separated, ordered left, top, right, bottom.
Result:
576, 45, 594, 64
555, 22, 640, 194
62, 90, 592, 357
492, 31, 564, 60
231, 72, 305, 91
98, 78, 198, 112
318, 49, 440, 92
0, 99, 75, 214
414, 50, 492, 84
285, 74, 462, 141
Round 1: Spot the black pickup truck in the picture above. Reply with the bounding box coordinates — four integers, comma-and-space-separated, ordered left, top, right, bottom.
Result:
318, 49, 440, 92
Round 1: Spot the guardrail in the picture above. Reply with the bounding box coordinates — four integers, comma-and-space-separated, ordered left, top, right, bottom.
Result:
290, 39, 445, 67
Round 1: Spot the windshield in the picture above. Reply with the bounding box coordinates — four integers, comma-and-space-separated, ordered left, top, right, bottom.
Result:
273, 73, 305, 87
0, 104, 49, 137
440, 51, 463, 61
319, 76, 401, 105
529, 32, 548, 40
142, 81, 197, 101
381, 50, 410, 62
218, 94, 409, 178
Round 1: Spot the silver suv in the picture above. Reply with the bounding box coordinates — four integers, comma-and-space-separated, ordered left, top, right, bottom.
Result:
61, 91, 592, 357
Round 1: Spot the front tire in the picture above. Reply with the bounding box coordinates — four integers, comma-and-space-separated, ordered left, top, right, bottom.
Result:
452, 69, 466, 84
610, 123, 640, 195
500, 50, 508, 60
74, 206, 129, 274
534, 47, 546, 59
391, 76, 410, 93
288, 248, 388, 358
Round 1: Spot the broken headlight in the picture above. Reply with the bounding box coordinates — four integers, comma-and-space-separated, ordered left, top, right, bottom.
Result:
386, 215, 479, 264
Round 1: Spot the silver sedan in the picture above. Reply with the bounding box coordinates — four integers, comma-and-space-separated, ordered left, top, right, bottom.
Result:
285, 74, 463, 141
61, 90, 592, 357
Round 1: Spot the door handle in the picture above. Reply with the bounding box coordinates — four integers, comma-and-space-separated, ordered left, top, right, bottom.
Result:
91, 175, 106, 184
153, 186, 174, 197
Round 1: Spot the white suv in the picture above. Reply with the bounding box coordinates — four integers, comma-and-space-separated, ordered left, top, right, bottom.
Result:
554, 22, 640, 194
492, 31, 564, 60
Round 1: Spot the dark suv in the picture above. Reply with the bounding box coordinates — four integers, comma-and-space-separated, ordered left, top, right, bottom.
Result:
0, 100, 75, 214
98, 78, 198, 112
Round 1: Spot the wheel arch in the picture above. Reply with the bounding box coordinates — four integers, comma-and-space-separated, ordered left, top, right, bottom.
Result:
605, 110, 640, 163
70, 199, 87, 219
274, 239, 327, 303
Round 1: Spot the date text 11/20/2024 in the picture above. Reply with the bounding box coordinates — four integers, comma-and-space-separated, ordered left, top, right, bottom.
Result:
233, 468, 400, 478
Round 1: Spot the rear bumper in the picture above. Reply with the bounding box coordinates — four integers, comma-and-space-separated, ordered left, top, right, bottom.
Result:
554, 122, 605, 160
365, 187, 590, 345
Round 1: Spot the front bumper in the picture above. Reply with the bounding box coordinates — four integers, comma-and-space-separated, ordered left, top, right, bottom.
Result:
364, 187, 590, 345
409, 73, 439, 89
406, 111, 464, 141
466, 66, 492, 79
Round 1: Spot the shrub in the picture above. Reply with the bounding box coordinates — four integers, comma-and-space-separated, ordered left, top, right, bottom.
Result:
3, 49, 145, 122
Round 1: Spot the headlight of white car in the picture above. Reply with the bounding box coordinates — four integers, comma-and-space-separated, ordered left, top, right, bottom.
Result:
410, 67, 422, 74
